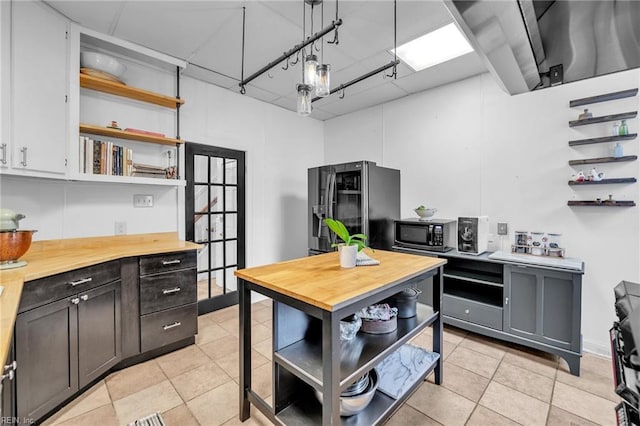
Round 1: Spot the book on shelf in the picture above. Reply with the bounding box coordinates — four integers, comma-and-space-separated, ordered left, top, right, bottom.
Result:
80, 136, 134, 177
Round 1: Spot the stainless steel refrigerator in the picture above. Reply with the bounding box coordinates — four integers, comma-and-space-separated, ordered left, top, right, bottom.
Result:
308, 160, 400, 254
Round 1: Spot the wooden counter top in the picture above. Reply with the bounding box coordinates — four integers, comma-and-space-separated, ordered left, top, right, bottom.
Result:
0, 232, 200, 367
235, 249, 446, 311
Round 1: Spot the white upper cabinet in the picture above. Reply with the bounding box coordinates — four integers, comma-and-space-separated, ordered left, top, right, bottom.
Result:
10, 0, 68, 175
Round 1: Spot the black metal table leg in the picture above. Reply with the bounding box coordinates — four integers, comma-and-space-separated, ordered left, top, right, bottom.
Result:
239, 278, 252, 421
433, 265, 444, 385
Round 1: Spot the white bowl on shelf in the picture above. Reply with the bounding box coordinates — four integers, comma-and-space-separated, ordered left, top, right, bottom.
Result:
80, 51, 126, 79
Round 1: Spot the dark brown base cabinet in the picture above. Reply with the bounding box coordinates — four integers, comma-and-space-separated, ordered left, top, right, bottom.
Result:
11, 250, 198, 424
16, 281, 121, 421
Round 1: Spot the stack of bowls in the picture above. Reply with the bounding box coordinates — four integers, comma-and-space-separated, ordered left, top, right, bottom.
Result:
314, 369, 378, 416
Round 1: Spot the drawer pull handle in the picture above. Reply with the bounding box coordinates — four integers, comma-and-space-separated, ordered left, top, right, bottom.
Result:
464, 309, 470, 314
70, 297, 80, 305
1, 369, 14, 382
163, 321, 182, 331
69, 277, 92, 287
162, 260, 181, 266
80, 295, 89, 301
162, 287, 181, 295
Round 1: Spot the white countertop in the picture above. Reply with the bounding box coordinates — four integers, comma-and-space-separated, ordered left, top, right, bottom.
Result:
488, 251, 584, 272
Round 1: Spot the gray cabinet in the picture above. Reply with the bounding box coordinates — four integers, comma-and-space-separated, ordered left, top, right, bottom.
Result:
139, 251, 197, 353
15, 278, 121, 420
504, 264, 582, 352
393, 247, 584, 375
1, 342, 16, 419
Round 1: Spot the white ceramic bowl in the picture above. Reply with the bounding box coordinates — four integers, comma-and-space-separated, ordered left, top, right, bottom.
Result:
80, 52, 126, 78
414, 207, 437, 220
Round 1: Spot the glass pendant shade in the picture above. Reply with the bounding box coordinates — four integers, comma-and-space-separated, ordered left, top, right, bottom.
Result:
315, 64, 330, 97
304, 54, 318, 88
296, 83, 312, 116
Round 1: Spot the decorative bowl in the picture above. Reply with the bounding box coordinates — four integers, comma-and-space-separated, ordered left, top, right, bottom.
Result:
0, 230, 36, 262
314, 368, 378, 416
80, 51, 126, 79
414, 207, 437, 220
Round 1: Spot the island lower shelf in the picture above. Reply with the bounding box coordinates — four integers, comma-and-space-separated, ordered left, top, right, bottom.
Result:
274, 303, 438, 392
276, 350, 439, 426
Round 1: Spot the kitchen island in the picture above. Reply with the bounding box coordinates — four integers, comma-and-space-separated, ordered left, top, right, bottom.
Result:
235, 249, 446, 425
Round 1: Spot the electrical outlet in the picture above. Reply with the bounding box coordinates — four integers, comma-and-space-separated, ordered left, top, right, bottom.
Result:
497, 222, 508, 235
133, 194, 153, 208
115, 221, 127, 235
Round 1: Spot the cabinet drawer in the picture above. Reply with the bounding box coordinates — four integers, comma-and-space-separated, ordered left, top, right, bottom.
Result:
19, 260, 120, 313
140, 303, 197, 353
443, 294, 503, 330
139, 251, 196, 276
139, 269, 196, 315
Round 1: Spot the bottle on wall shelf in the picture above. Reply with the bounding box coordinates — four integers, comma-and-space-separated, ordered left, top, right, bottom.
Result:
614, 143, 624, 158
619, 119, 628, 136
613, 122, 620, 136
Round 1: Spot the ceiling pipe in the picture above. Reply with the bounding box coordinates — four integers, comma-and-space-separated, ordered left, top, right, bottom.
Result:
311, 60, 400, 103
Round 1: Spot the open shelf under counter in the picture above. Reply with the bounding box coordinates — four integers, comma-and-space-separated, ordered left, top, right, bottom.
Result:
276, 353, 439, 426
80, 73, 185, 109
69, 173, 185, 186
273, 303, 437, 392
443, 268, 503, 287
80, 124, 183, 146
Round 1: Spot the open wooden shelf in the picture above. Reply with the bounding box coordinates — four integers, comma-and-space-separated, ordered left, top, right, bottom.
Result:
80, 124, 183, 146
570, 89, 638, 108
569, 155, 638, 166
568, 200, 636, 207
569, 133, 637, 147
568, 178, 637, 186
569, 111, 637, 127
80, 73, 184, 109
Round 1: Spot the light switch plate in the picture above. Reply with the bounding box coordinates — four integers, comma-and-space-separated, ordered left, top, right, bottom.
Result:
134, 194, 153, 208
497, 222, 508, 235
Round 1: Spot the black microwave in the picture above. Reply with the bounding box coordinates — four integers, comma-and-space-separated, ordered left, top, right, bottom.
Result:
394, 218, 456, 252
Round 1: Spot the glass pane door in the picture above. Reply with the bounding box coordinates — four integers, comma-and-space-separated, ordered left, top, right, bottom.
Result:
186, 143, 245, 314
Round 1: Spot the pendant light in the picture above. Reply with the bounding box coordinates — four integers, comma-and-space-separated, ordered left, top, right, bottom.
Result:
297, 83, 312, 116
304, 54, 318, 88
315, 64, 330, 97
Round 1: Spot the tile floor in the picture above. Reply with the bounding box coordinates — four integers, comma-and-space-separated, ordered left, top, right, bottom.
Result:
42, 299, 620, 426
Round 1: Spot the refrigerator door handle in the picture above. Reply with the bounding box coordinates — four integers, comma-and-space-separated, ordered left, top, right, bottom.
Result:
327, 171, 337, 245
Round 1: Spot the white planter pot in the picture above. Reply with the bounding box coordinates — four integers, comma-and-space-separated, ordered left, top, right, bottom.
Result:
339, 245, 357, 268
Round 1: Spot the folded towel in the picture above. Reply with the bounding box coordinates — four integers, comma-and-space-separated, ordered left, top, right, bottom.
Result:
356, 250, 380, 266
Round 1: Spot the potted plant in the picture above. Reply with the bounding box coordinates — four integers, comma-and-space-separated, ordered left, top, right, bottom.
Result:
323, 218, 370, 268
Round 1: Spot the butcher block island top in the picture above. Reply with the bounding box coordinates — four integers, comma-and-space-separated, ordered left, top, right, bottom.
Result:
0, 232, 201, 366
235, 249, 446, 311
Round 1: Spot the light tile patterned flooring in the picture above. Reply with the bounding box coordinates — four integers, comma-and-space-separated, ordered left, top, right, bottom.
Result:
43, 299, 620, 426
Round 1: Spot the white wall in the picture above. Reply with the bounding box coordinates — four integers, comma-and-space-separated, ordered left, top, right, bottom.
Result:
324, 69, 640, 356
0, 75, 323, 268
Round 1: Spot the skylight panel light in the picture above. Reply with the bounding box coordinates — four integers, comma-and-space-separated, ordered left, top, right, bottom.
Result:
392, 23, 474, 71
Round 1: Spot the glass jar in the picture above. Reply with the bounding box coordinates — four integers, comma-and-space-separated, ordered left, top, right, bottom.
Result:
613, 122, 620, 136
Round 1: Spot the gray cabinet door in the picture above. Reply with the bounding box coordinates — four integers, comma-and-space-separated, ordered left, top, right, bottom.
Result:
78, 282, 122, 389
504, 265, 581, 351
16, 297, 78, 420
1, 342, 15, 418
